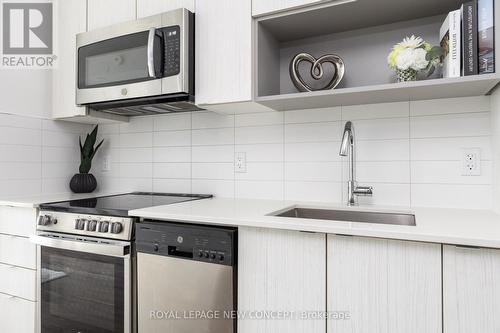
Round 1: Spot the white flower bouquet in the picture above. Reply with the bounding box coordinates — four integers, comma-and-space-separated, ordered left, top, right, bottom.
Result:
388, 36, 444, 82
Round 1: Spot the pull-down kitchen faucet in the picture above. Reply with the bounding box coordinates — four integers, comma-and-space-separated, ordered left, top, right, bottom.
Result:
339, 121, 373, 206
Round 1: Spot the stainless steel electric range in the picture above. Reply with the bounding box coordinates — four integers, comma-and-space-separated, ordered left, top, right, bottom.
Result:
30, 192, 211, 333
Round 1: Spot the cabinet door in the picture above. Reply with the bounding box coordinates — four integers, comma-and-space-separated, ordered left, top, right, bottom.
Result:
195, 0, 253, 106
327, 235, 442, 333
252, 0, 328, 16
52, 0, 87, 119
137, 0, 195, 18
0, 293, 35, 333
238, 227, 326, 333
87, 0, 136, 30
443, 245, 500, 333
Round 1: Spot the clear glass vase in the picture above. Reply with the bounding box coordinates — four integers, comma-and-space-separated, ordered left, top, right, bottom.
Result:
396, 68, 417, 82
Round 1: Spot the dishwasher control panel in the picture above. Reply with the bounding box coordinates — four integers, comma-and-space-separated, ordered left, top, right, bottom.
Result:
135, 221, 236, 266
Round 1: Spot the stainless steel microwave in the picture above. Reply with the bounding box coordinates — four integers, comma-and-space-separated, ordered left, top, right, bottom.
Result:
76, 8, 201, 116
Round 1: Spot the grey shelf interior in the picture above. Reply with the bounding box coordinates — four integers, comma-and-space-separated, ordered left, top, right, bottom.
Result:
255, 0, 500, 110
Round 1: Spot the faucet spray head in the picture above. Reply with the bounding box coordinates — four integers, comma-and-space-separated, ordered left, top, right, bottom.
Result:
339, 121, 352, 156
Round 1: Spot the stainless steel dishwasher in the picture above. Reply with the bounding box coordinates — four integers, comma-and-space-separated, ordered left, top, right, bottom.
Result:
135, 221, 237, 333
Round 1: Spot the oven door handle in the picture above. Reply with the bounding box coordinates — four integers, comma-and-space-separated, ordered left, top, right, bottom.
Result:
30, 234, 130, 258
147, 27, 157, 78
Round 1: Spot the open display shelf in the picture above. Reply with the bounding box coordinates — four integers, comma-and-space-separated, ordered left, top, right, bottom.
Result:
254, 0, 500, 111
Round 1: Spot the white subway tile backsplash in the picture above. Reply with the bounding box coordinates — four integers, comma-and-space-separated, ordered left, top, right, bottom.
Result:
236, 125, 283, 144
0, 127, 41, 146
284, 181, 342, 203
192, 179, 234, 198
153, 163, 191, 179
356, 139, 409, 161
192, 145, 233, 163
235, 112, 283, 127
192, 163, 234, 180
192, 112, 234, 129
356, 183, 411, 207
354, 117, 409, 140
153, 130, 191, 147
285, 162, 342, 182
342, 102, 409, 120
119, 132, 153, 148
410, 96, 490, 116
284, 107, 341, 124
153, 147, 190, 163
411, 161, 493, 185
410, 112, 491, 138
285, 142, 340, 162
192, 128, 234, 146
355, 161, 410, 184
119, 116, 153, 133
119, 163, 153, 179
154, 113, 191, 131
120, 148, 153, 163
235, 180, 283, 200
410, 137, 492, 161
284, 122, 341, 143
0, 96, 481, 210
235, 162, 283, 181
153, 178, 191, 193
411, 184, 492, 209
235, 144, 283, 162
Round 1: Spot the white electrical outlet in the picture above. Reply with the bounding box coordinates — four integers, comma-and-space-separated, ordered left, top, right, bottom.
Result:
235, 152, 247, 173
462, 148, 481, 176
102, 156, 111, 172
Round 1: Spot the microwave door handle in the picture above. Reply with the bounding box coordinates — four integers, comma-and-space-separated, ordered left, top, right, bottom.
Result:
147, 27, 157, 78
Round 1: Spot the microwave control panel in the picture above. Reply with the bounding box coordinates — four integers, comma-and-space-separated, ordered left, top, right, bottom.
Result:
162, 25, 181, 77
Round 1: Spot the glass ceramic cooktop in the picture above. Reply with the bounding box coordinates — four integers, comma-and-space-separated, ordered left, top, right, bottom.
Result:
39, 192, 212, 217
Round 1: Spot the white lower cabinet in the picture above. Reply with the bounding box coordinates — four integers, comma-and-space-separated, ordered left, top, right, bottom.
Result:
327, 235, 442, 333
443, 245, 500, 333
238, 227, 326, 333
0, 293, 36, 333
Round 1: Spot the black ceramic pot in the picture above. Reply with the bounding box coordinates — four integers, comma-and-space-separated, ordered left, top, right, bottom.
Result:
69, 173, 97, 193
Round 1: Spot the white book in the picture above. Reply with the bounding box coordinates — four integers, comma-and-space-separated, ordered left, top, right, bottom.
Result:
440, 9, 462, 78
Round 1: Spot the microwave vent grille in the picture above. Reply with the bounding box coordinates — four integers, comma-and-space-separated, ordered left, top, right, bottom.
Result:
94, 101, 204, 116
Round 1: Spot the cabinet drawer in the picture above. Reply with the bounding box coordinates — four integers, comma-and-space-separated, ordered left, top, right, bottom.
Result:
0, 234, 37, 269
0, 206, 37, 237
0, 293, 35, 333
0, 263, 36, 301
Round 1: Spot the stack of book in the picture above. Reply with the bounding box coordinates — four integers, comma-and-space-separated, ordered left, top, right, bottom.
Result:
440, 0, 495, 78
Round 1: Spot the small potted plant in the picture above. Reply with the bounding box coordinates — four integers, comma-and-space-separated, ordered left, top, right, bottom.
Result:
388, 35, 444, 82
69, 125, 104, 193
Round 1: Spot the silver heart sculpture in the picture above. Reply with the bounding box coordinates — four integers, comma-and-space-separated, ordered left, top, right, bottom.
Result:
289, 53, 345, 92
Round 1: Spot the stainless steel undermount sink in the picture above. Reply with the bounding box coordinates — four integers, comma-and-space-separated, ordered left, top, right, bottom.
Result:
271, 207, 416, 226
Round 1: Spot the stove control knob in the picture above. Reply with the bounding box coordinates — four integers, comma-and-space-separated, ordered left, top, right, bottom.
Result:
75, 219, 86, 230
38, 215, 52, 226
99, 221, 109, 233
110, 222, 123, 234
87, 220, 98, 232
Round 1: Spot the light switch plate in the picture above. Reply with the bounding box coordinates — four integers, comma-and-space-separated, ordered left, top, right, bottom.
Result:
102, 156, 111, 172
462, 148, 481, 176
235, 152, 247, 173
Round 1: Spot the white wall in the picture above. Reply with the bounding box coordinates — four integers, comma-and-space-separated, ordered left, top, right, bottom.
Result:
491, 88, 500, 214
94, 96, 493, 210
0, 113, 92, 197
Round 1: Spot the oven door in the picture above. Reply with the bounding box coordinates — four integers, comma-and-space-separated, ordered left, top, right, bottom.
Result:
31, 233, 131, 333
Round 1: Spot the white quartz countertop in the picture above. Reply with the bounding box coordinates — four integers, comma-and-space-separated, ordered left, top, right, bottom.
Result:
130, 198, 500, 248
0, 192, 125, 208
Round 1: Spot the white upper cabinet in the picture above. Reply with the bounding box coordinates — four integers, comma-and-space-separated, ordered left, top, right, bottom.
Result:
137, 0, 195, 17
195, 0, 254, 108
238, 227, 326, 333
327, 235, 442, 333
252, 0, 327, 16
52, 0, 87, 119
443, 245, 500, 333
87, 0, 137, 30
